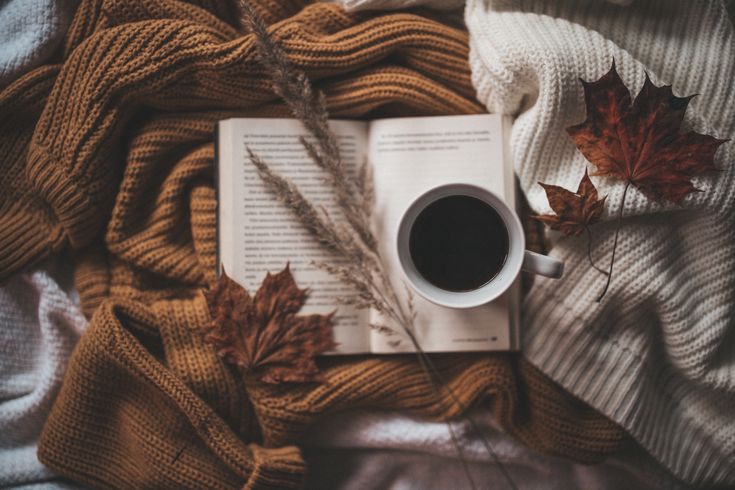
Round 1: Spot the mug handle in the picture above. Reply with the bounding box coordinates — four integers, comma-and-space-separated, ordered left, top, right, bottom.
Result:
522, 251, 564, 279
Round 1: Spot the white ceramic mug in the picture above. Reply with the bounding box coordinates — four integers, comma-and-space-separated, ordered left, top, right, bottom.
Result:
396, 183, 563, 309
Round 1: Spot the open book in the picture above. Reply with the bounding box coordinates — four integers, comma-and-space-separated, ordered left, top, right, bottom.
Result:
216, 114, 519, 354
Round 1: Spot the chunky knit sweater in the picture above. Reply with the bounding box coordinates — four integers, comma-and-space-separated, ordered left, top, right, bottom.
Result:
0, 0, 628, 488
466, 0, 735, 486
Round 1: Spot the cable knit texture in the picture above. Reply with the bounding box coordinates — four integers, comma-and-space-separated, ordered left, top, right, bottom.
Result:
0, 0, 79, 87
0, 0, 633, 487
0, 261, 87, 488
466, 0, 734, 486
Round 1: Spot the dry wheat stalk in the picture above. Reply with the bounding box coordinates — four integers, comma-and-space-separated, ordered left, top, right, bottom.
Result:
239, 3, 517, 489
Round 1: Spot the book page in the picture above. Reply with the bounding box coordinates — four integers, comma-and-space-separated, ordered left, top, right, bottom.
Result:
367, 114, 519, 353
217, 118, 371, 354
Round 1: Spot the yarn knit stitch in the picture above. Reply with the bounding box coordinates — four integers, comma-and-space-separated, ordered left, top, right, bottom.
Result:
466, 0, 735, 486
0, 262, 87, 488
0, 0, 626, 488
0, 0, 79, 87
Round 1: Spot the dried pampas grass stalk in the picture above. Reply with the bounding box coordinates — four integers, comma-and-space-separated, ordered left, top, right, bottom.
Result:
240, 3, 517, 489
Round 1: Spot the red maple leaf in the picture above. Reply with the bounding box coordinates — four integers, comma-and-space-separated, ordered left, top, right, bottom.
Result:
567, 62, 726, 204
535, 169, 606, 236
203, 265, 336, 384
562, 61, 727, 300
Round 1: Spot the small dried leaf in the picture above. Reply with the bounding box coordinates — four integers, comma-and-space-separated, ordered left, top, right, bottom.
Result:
567, 61, 727, 204
535, 169, 606, 236
203, 265, 336, 384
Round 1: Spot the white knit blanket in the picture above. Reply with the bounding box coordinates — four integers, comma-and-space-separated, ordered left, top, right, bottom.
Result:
0, 261, 87, 488
0, 0, 79, 87
466, 0, 735, 486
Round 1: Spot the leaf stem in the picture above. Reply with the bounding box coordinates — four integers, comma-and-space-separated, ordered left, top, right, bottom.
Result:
597, 181, 630, 302
585, 226, 608, 275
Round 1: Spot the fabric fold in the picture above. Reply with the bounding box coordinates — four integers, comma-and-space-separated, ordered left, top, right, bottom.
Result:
0, 261, 87, 488
0, 65, 65, 279
38, 298, 306, 489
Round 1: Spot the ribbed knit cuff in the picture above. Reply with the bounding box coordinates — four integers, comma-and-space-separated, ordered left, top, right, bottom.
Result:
0, 199, 64, 279
245, 445, 305, 490
38, 298, 308, 489
26, 142, 101, 249
72, 245, 110, 317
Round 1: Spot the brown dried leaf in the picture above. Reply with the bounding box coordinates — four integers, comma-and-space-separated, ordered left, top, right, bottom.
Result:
535, 169, 606, 236
203, 265, 336, 384
567, 61, 727, 204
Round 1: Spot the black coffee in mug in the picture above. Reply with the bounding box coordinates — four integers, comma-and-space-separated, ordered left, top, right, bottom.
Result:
408, 195, 509, 292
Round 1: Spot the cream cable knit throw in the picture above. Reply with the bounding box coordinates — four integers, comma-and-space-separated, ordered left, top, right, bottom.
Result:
466, 0, 734, 486
0, 0, 79, 87
0, 262, 87, 488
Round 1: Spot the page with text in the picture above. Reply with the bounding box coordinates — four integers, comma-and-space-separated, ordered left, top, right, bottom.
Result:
367, 114, 518, 353
218, 118, 371, 354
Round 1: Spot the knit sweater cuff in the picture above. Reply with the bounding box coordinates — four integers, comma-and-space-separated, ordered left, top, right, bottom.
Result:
247, 445, 305, 489
26, 141, 101, 249
38, 299, 308, 489
0, 199, 64, 279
